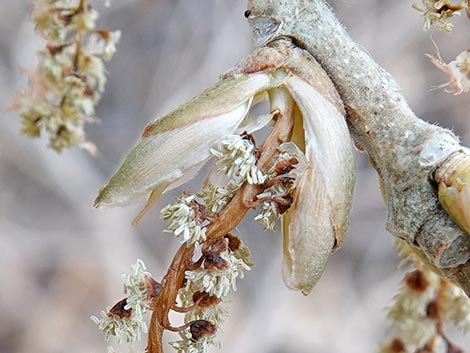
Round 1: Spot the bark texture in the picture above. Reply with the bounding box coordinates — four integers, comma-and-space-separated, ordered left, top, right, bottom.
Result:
246, 0, 470, 294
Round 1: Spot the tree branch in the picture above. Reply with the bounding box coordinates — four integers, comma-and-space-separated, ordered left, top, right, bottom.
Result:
247, 0, 470, 294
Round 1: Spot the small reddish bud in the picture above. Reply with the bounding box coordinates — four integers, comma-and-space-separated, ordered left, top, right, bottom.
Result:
426, 300, 440, 321
225, 233, 241, 252
190, 320, 217, 341
108, 298, 132, 319
389, 338, 405, 353
145, 276, 163, 299
277, 195, 293, 214
46, 43, 68, 56
274, 157, 298, 175
193, 291, 222, 307
405, 270, 429, 293
99, 30, 111, 40
241, 131, 256, 146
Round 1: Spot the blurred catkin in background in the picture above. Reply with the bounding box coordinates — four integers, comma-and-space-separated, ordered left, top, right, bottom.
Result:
0, 1, 469, 353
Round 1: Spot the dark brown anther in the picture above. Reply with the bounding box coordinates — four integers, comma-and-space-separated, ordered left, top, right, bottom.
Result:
192, 291, 222, 307
405, 270, 429, 293
260, 176, 294, 190
56, 125, 67, 136
99, 30, 111, 40
190, 320, 217, 341
240, 131, 256, 146
225, 233, 241, 252
274, 157, 299, 176
426, 300, 440, 321
196, 203, 208, 222
204, 253, 229, 271
439, 4, 466, 13
108, 298, 132, 319
389, 338, 405, 353
203, 238, 228, 255
276, 195, 293, 214
184, 194, 207, 223
84, 86, 95, 97
59, 9, 77, 26
46, 43, 68, 56
145, 276, 163, 299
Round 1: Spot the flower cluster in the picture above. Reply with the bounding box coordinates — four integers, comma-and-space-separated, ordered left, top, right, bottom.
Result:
254, 199, 278, 231
122, 259, 153, 321
380, 241, 470, 352
386, 270, 439, 350
161, 194, 207, 246
91, 302, 147, 344
254, 142, 304, 230
11, 0, 120, 152
210, 134, 266, 185
184, 250, 251, 298
171, 236, 253, 352
412, 0, 467, 32
171, 324, 219, 353
91, 260, 158, 347
198, 184, 237, 216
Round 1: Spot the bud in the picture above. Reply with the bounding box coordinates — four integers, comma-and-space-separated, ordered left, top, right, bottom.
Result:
109, 298, 132, 319
189, 320, 217, 341
94, 72, 284, 224
144, 276, 162, 300
281, 59, 355, 294
224, 233, 241, 252
435, 150, 470, 234
192, 291, 222, 307
282, 167, 337, 295
404, 270, 429, 293
389, 338, 406, 353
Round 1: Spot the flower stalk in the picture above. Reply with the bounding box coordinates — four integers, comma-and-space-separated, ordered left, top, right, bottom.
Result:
145, 102, 294, 353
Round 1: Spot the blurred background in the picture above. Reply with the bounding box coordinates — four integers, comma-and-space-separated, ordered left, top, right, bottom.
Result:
1, 1, 469, 353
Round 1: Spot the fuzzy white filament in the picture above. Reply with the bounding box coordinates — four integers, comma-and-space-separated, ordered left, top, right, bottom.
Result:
122, 259, 152, 318
210, 135, 266, 185
254, 142, 304, 231
185, 252, 251, 299
171, 332, 217, 353
90, 308, 148, 344
172, 245, 253, 352
254, 200, 278, 231
199, 184, 237, 216
91, 260, 151, 345
161, 194, 207, 245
